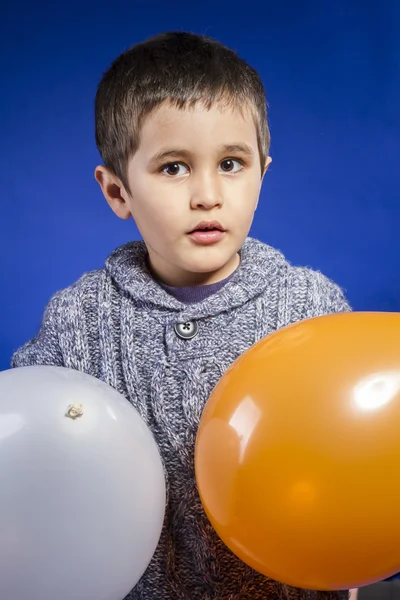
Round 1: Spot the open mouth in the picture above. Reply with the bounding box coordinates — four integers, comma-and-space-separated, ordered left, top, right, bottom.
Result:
187, 222, 226, 245
188, 221, 225, 234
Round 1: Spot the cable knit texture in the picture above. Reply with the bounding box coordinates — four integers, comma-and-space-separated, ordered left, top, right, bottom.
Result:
12, 238, 350, 600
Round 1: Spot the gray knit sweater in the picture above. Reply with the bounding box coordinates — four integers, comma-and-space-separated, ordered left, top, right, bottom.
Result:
12, 238, 350, 600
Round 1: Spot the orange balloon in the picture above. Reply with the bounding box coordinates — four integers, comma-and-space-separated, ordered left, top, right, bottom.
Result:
195, 312, 400, 591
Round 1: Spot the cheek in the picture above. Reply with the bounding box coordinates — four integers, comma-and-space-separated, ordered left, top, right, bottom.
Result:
233, 180, 260, 215
132, 193, 182, 240
127, 183, 163, 222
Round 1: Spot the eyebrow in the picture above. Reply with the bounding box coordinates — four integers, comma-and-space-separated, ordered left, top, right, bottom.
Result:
149, 143, 254, 165
221, 143, 254, 157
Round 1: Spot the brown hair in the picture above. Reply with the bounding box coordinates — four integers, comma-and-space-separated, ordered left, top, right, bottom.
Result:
95, 31, 270, 193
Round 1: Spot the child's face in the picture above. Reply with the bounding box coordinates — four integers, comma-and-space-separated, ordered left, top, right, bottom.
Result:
96, 102, 270, 286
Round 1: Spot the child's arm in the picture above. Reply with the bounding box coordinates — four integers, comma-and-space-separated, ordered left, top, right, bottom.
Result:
11, 271, 100, 371
11, 292, 65, 368
300, 269, 351, 320
281, 585, 349, 600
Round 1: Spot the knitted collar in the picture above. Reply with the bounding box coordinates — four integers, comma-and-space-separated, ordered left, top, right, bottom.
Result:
105, 237, 286, 320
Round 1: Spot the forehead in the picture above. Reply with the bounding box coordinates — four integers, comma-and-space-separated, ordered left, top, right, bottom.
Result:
137, 101, 258, 154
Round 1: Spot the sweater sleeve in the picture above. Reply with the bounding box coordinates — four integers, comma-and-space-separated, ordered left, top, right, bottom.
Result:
281, 586, 349, 600
301, 269, 351, 320
11, 292, 65, 368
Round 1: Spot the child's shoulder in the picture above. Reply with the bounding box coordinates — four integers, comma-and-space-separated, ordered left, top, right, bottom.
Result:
49, 268, 104, 312
11, 267, 106, 370
51, 238, 349, 312
246, 238, 351, 317
41, 239, 145, 318
48, 238, 350, 322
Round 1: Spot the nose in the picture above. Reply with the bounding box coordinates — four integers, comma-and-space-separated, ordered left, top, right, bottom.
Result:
190, 171, 223, 210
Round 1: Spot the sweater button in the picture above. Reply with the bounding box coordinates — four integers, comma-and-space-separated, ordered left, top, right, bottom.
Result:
174, 321, 198, 340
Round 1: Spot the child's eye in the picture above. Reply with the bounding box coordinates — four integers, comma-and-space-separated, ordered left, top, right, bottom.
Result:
161, 162, 189, 177
218, 158, 244, 174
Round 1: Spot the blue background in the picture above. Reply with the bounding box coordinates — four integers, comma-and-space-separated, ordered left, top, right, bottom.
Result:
1, 0, 399, 370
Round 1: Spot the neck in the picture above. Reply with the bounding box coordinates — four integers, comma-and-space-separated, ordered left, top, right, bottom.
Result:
148, 253, 241, 287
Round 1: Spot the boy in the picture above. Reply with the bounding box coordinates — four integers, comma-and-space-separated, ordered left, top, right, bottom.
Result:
13, 32, 351, 600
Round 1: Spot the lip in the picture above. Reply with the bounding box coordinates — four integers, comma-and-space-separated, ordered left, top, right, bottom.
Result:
188, 220, 225, 234
187, 220, 226, 246
188, 230, 226, 245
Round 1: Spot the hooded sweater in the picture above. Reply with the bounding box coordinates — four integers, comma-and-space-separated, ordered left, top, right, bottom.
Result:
12, 237, 350, 600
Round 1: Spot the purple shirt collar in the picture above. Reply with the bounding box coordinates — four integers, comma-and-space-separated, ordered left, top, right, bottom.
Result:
158, 271, 236, 304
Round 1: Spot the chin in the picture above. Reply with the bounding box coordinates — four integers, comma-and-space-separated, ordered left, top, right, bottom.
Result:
184, 255, 235, 276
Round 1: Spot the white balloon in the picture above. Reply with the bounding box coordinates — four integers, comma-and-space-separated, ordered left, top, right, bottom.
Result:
0, 366, 166, 600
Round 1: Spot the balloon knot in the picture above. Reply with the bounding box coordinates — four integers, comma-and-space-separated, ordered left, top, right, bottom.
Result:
65, 404, 84, 420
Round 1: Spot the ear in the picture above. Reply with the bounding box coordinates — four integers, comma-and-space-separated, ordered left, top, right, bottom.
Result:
94, 166, 131, 220
255, 156, 272, 211
262, 155, 272, 179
